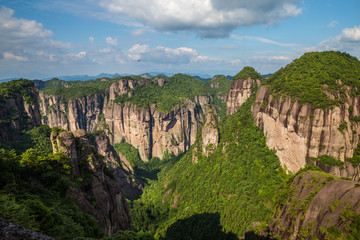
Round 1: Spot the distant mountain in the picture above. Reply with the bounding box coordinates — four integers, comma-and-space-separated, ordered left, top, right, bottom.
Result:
1, 71, 223, 83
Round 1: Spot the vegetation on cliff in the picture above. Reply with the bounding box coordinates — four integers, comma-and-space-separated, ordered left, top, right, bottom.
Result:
0, 141, 104, 239
232, 66, 263, 81
115, 74, 230, 114
0, 79, 36, 104
263, 51, 360, 109
41, 78, 119, 99
130, 97, 288, 238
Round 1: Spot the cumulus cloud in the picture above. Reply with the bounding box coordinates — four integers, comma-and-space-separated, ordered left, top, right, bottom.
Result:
307, 26, 360, 52
341, 26, 360, 42
0, 6, 76, 65
0, 6, 53, 39
89, 36, 95, 43
98, 0, 302, 38
3, 52, 29, 61
128, 44, 198, 63
67, 51, 87, 60
105, 36, 118, 46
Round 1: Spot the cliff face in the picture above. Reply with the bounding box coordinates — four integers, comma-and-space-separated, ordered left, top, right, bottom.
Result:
269, 171, 360, 239
192, 106, 219, 163
39, 78, 205, 161
226, 78, 261, 116
252, 85, 360, 179
0, 85, 41, 144
51, 129, 133, 236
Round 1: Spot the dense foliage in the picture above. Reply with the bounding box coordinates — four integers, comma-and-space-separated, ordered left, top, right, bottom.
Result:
114, 74, 230, 115
263, 51, 360, 109
0, 79, 36, 104
0, 147, 103, 239
41, 78, 119, 99
232, 66, 263, 81
114, 142, 181, 186
131, 96, 289, 238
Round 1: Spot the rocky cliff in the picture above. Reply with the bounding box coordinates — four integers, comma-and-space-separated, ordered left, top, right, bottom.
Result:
252, 85, 360, 179
192, 106, 219, 163
0, 80, 42, 145
51, 129, 133, 236
269, 170, 360, 239
226, 77, 261, 116
39, 78, 205, 161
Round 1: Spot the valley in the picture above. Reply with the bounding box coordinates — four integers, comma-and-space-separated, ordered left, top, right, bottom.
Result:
1, 51, 360, 240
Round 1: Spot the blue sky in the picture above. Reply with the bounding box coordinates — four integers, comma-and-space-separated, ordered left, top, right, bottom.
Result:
0, 0, 359, 79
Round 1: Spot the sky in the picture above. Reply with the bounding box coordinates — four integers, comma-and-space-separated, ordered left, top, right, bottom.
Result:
0, 0, 359, 79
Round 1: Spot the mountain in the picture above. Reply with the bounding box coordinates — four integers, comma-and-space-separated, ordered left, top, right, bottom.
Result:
1, 51, 360, 240
37, 74, 230, 161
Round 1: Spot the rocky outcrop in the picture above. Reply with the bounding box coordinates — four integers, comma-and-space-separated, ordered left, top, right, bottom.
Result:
192, 106, 219, 163
269, 170, 360, 239
226, 77, 261, 116
51, 129, 133, 236
0, 217, 54, 240
0, 85, 41, 144
252, 85, 360, 179
40, 78, 205, 161
201, 107, 219, 157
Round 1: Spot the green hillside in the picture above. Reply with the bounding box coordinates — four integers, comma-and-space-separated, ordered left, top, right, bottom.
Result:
130, 96, 288, 238
114, 74, 230, 113
232, 66, 263, 81
263, 51, 360, 109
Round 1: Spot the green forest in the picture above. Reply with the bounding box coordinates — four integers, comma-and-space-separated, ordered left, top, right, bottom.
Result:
1, 51, 360, 239
263, 51, 360, 109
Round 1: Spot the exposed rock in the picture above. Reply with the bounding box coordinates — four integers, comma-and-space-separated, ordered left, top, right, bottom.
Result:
201, 107, 219, 157
40, 78, 205, 161
0, 85, 41, 144
154, 77, 165, 86
269, 170, 360, 239
192, 106, 219, 163
51, 129, 133, 236
252, 85, 360, 179
0, 217, 54, 240
226, 77, 261, 116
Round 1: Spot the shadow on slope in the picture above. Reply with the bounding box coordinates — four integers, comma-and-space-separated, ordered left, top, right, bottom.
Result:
163, 213, 238, 240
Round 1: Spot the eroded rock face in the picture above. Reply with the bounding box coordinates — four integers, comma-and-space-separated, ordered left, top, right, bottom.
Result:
201, 107, 219, 157
226, 78, 261, 116
252, 85, 360, 179
51, 129, 133, 236
40, 78, 205, 161
0, 85, 41, 144
269, 171, 360, 239
192, 107, 219, 163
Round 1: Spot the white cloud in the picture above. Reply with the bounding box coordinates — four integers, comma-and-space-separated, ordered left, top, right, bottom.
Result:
0, 6, 53, 39
36, 51, 56, 62
3, 52, 29, 61
98, 0, 302, 38
341, 26, 360, 41
67, 51, 87, 60
0, 6, 76, 65
308, 26, 360, 52
105, 36, 118, 46
128, 44, 198, 63
89, 36, 95, 43
328, 21, 338, 28
231, 34, 296, 47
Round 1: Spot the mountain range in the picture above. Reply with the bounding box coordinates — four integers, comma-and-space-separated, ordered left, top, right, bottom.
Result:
0, 51, 359, 240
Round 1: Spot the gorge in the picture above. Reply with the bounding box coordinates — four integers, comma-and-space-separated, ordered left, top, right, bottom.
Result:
0, 51, 360, 239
